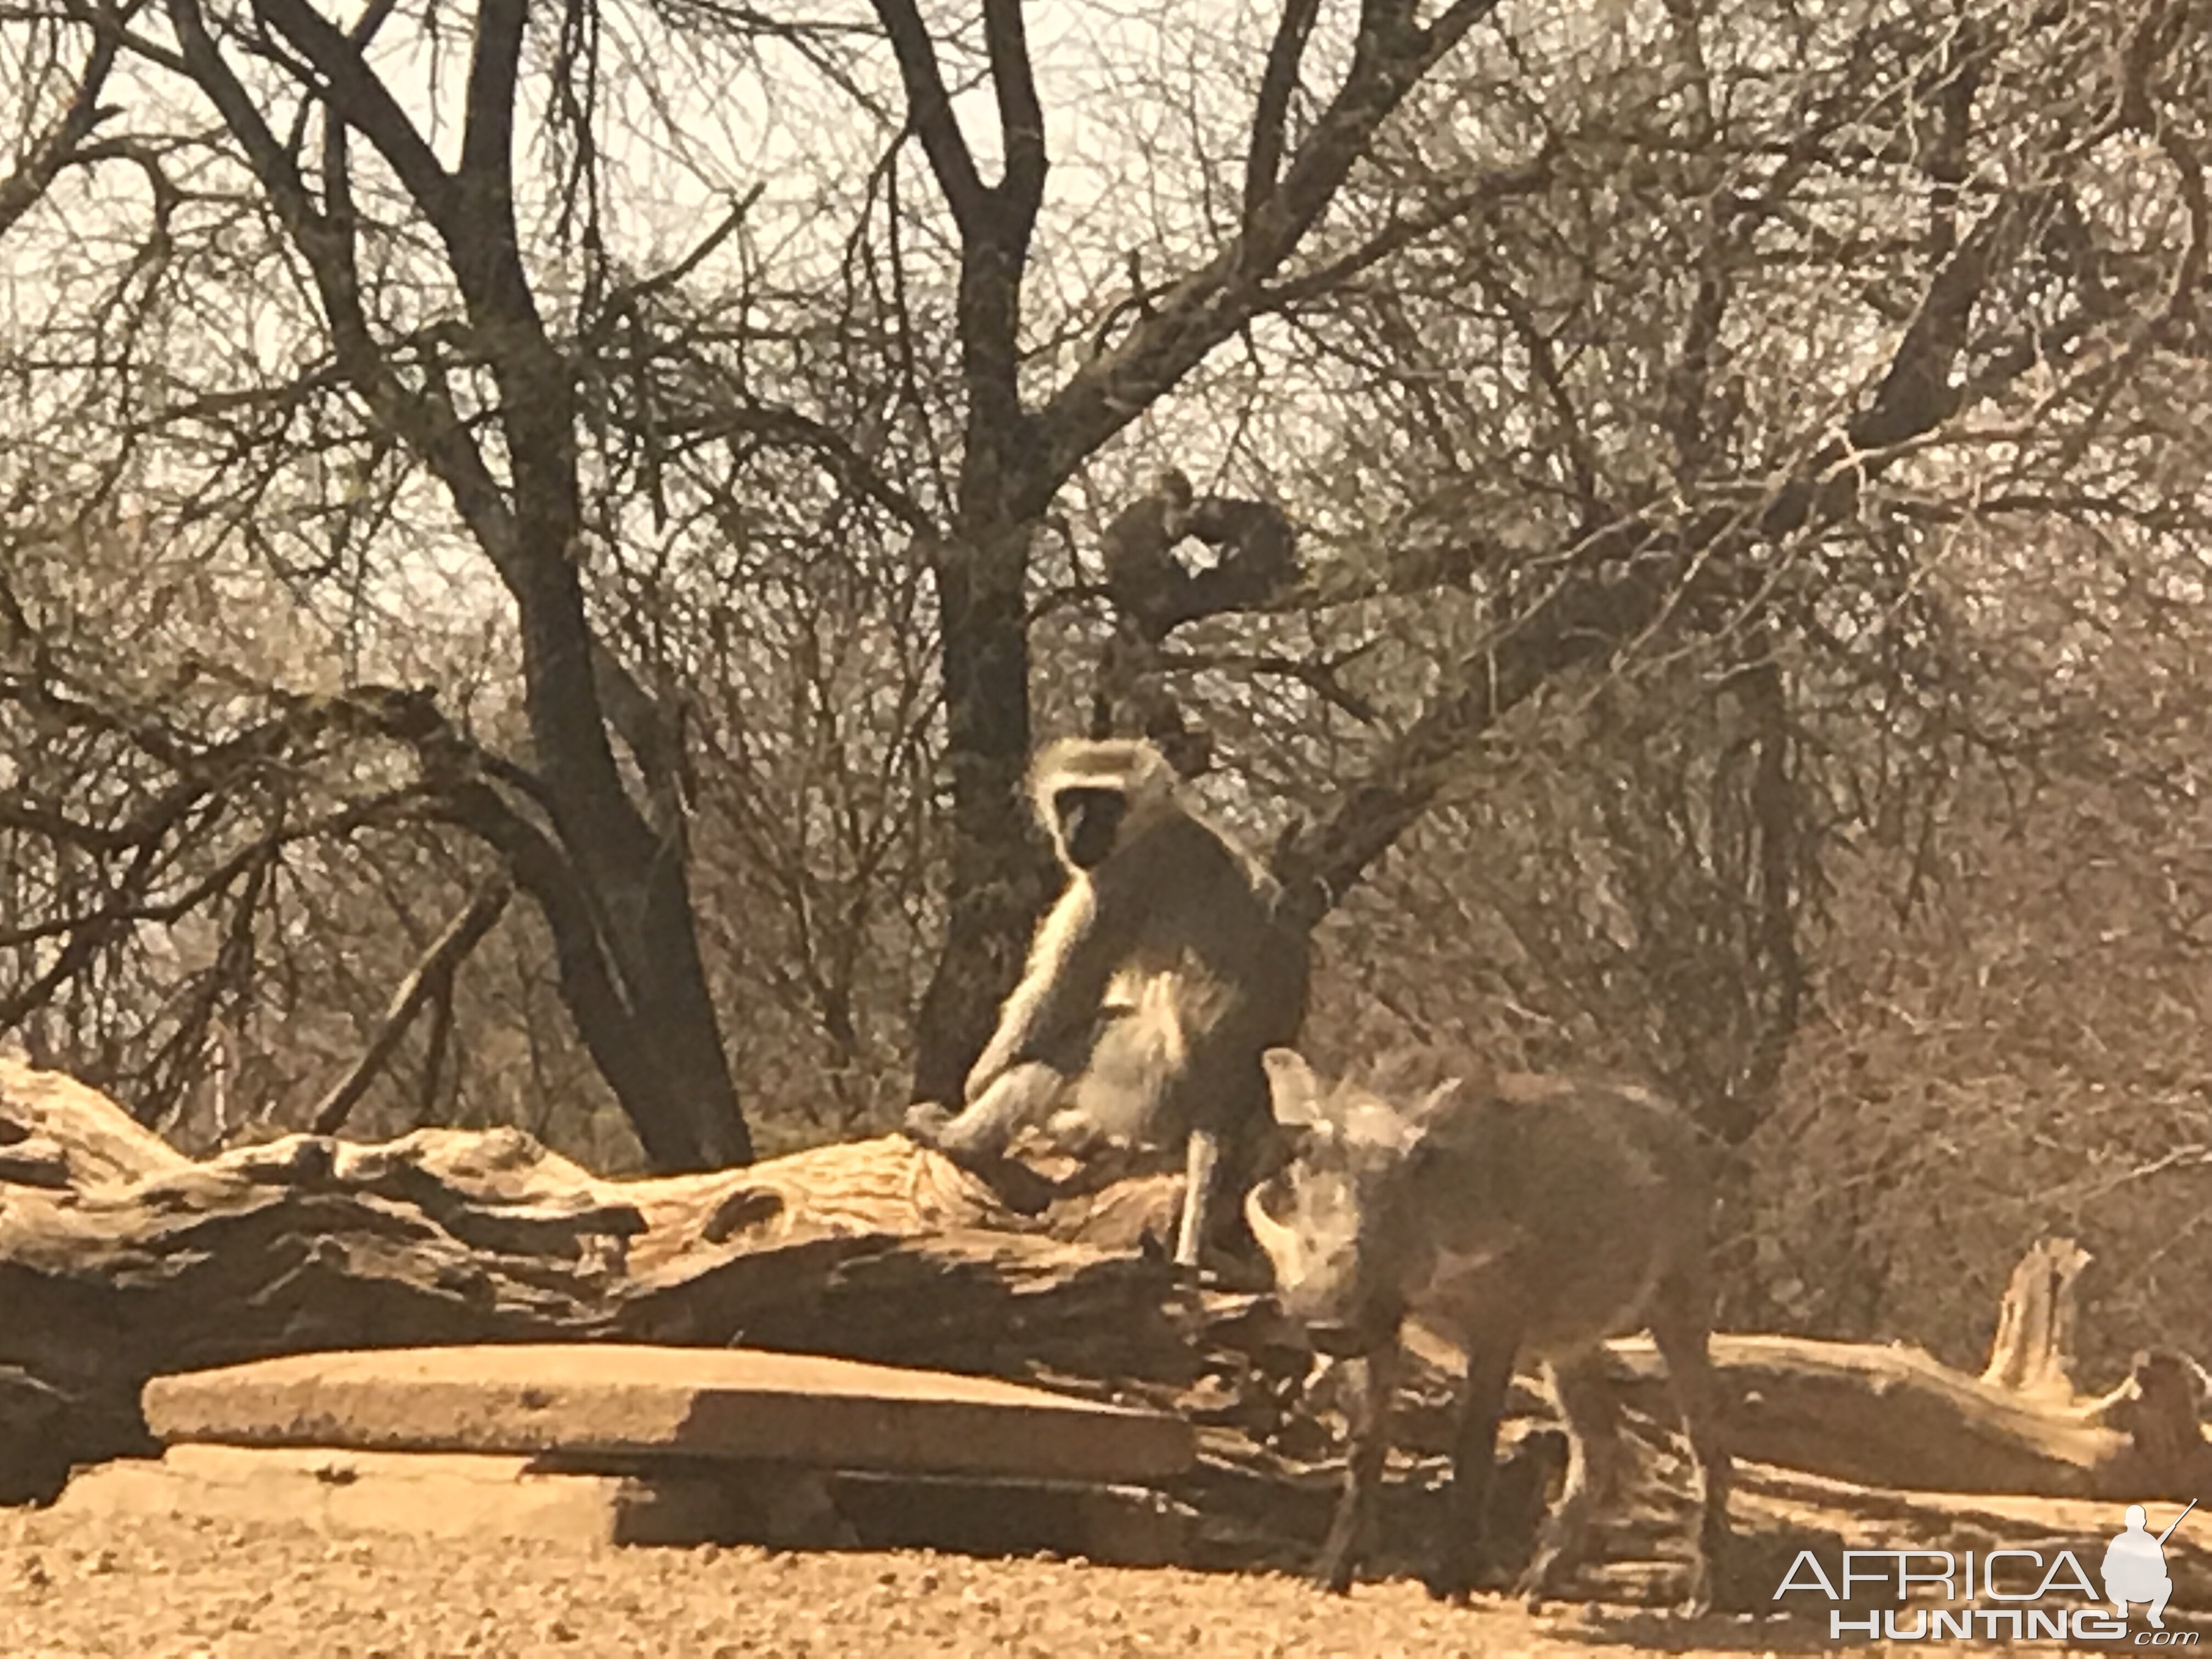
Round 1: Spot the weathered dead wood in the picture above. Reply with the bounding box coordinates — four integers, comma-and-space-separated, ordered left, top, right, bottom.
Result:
1604, 1311, 2212, 1505
8, 1056, 2211, 1602
0, 1060, 194, 1190
0, 1058, 1202, 1505
1980, 1234, 2092, 1398
1599, 1334, 2199, 1499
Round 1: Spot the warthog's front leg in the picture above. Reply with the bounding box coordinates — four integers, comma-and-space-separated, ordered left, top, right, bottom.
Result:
1172, 1125, 1220, 1271
1425, 1338, 1520, 1604
1316, 1343, 1401, 1594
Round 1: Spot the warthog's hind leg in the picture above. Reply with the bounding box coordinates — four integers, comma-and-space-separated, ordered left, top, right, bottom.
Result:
1515, 1352, 1621, 1610
1649, 1285, 1734, 1615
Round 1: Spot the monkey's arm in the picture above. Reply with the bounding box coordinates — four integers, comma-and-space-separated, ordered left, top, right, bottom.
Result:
964, 887, 1122, 1102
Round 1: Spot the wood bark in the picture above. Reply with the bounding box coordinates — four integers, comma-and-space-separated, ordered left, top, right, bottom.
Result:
5, 1058, 2208, 1596
0, 1057, 1222, 1506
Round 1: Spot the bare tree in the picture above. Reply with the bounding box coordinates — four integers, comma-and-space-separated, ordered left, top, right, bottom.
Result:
1203, 0, 2208, 1141
859, 0, 1554, 1099
16, 0, 770, 1166
1, 0, 2204, 1187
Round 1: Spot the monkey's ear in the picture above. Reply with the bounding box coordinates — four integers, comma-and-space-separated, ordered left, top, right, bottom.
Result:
1261, 1047, 1325, 1126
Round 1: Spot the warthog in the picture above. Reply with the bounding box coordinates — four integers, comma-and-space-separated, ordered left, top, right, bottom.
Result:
1243, 1047, 1733, 1610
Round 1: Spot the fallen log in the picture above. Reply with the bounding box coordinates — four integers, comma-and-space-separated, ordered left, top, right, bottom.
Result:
1593, 1234, 2212, 1503
6, 1056, 2209, 1594
1605, 1330, 2212, 1503
0, 1056, 1213, 1505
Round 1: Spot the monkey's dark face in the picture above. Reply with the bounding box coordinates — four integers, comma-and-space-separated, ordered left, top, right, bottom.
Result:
1052, 786, 1128, 870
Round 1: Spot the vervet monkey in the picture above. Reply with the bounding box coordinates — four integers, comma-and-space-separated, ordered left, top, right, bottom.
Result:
903, 738, 1312, 1269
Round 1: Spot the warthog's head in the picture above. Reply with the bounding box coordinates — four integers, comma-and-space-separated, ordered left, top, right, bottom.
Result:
1244, 1048, 1463, 1359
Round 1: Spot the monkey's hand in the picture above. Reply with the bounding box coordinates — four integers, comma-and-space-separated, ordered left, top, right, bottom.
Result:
901, 1099, 957, 1148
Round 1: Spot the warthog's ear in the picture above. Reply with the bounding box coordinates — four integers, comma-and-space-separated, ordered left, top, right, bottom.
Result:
1336, 1075, 1464, 1155
1260, 1047, 1325, 1126
1407, 1078, 1465, 1129
1339, 1097, 1419, 1152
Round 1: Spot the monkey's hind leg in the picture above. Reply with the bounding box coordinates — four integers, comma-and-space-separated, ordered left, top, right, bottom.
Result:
1173, 1125, 1221, 1271
902, 1062, 1065, 1167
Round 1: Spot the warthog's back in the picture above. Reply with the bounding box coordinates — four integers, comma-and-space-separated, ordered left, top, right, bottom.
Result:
1391, 1073, 1717, 1359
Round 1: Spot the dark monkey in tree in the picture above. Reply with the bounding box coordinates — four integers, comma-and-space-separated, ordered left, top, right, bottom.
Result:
903, 738, 1312, 1269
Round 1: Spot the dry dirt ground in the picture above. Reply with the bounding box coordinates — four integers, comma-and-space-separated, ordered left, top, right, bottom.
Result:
0, 1507, 1999, 1659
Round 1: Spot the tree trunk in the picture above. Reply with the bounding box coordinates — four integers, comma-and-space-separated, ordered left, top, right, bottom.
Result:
500, 377, 751, 1171
907, 531, 1049, 1106
163, 0, 757, 1176
591, 851, 754, 1170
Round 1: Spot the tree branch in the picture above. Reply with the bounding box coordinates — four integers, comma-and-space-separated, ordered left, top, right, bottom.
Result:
868, 0, 987, 235
0, 2, 130, 243
309, 879, 514, 1136
454, 0, 528, 304
1035, 0, 1519, 499
1244, 0, 1322, 225
982, 0, 1045, 223
1271, 566, 1650, 929
168, 0, 523, 584
1276, 184, 2053, 929
245, 0, 456, 229
659, 400, 935, 533
1250, 155, 1556, 312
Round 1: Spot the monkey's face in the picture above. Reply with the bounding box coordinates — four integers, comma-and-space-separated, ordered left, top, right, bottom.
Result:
1053, 786, 1128, 870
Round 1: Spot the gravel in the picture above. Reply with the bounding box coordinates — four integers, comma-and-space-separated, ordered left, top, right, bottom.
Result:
2, 1506, 1974, 1658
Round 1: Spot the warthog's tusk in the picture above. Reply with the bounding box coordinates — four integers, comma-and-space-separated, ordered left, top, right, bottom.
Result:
1243, 1180, 1296, 1266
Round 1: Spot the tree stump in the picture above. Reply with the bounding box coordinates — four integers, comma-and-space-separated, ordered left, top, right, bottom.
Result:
1979, 1235, 2092, 1398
